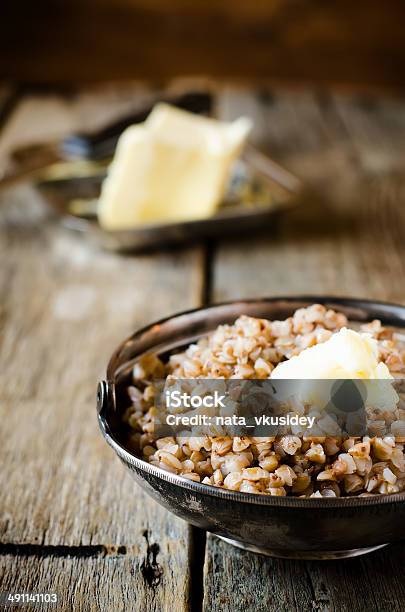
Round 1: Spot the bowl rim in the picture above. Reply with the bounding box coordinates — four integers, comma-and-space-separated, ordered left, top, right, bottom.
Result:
99, 295, 405, 509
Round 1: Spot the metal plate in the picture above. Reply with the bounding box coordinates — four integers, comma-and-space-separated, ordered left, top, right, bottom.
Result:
37, 146, 303, 252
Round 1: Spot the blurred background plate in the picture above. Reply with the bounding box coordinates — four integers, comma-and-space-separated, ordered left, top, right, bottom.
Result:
36, 143, 303, 253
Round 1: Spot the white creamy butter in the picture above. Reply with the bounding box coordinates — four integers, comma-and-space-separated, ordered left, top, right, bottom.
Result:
271, 328, 392, 380
271, 328, 397, 412
98, 104, 252, 230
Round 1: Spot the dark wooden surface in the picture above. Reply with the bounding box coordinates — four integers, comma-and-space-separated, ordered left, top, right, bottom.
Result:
2, 1, 405, 90
204, 537, 405, 612
1, 84, 405, 611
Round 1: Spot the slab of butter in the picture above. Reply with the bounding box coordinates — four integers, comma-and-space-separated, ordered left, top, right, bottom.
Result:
271, 328, 398, 411
98, 104, 252, 230
272, 328, 392, 380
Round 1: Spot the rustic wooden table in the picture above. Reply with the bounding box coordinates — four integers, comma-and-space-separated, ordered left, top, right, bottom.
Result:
1, 83, 405, 612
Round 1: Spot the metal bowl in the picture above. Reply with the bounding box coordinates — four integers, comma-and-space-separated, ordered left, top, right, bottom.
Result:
97, 297, 405, 559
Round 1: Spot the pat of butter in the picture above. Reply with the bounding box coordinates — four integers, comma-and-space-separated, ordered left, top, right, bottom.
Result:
271, 328, 398, 412
98, 104, 252, 230
272, 328, 392, 380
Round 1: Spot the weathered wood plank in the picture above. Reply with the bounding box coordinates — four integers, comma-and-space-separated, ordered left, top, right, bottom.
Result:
217, 88, 349, 158
211, 172, 405, 303
203, 535, 405, 612
332, 93, 405, 174
0, 546, 190, 612
0, 89, 204, 610
214, 87, 405, 303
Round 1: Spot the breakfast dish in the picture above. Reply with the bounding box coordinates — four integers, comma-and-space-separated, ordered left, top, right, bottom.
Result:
122, 304, 405, 498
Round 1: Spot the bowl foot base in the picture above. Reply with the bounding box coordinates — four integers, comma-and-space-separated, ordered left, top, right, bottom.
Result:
215, 536, 388, 560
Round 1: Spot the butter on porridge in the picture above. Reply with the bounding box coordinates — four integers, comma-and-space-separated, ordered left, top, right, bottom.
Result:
122, 304, 405, 498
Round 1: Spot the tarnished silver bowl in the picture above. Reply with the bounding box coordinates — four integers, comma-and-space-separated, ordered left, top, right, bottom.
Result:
97, 297, 405, 559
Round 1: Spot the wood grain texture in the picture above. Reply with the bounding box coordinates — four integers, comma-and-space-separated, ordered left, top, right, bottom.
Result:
203, 535, 405, 612
0, 547, 189, 612
0, 90, 203, 610
2, 1, 405, 90
214, 87, 405, 303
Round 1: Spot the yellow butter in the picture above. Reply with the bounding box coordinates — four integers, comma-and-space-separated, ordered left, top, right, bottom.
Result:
271, 328, 398, 413
98, 103, 252, 230
271, 328, 392, 380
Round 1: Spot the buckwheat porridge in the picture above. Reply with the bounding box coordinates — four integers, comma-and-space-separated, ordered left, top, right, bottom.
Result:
123, 304, 405, 498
